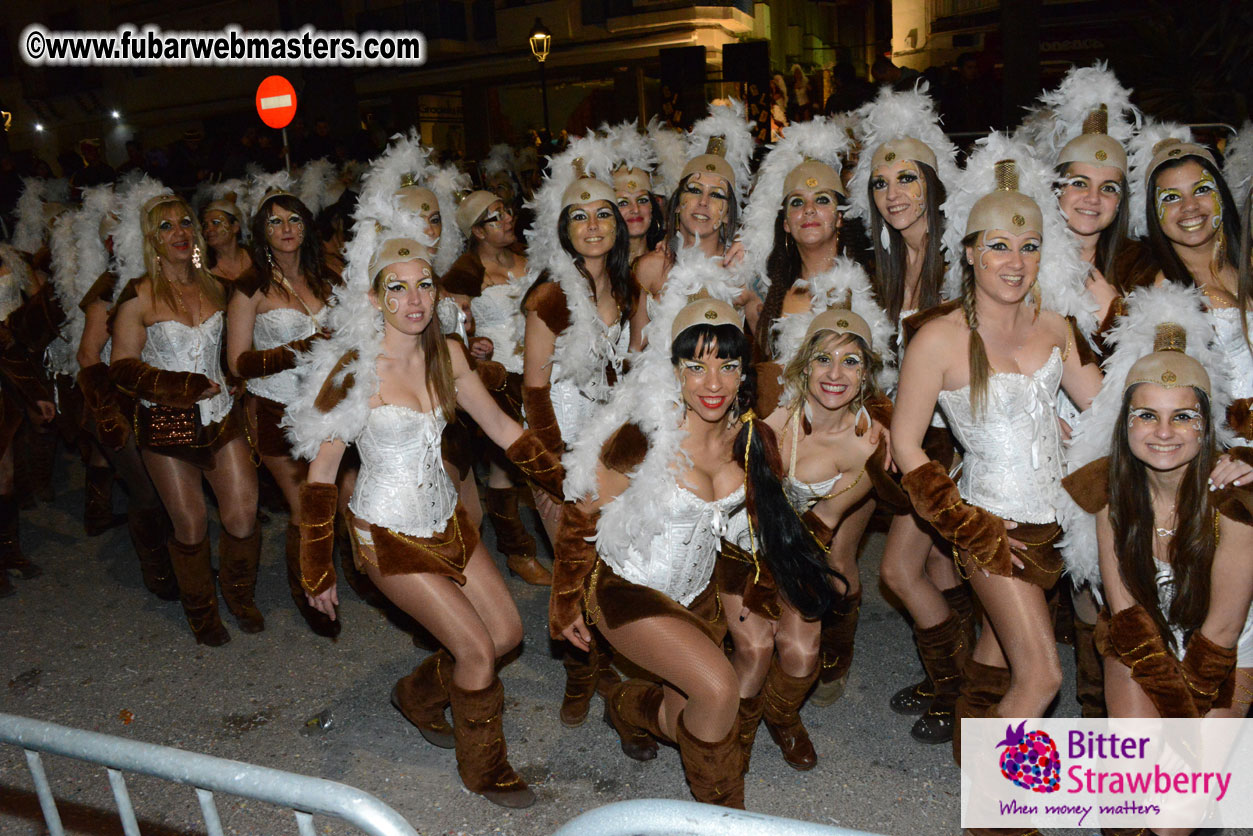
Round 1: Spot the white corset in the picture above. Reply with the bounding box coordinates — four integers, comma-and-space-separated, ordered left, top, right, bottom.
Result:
784, 473, 841, 514
348, 405, 458, 538
246, 307, 317, 405
140, 311, 232, 426
471, 281, 526, 374
600, 483, 745, 606
1209, 307, 1253, 402
937, 347, 1065, 524
549, 320, 630, 446
0, 275, 21, 321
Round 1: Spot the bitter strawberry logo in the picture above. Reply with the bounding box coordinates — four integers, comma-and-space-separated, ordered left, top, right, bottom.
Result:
996, 721, 1060, 793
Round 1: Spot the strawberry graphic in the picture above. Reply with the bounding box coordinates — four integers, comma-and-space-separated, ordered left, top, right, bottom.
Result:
996, 721, 1060, 793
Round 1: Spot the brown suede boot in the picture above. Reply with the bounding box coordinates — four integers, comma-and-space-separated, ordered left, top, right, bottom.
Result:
84, 465, 126, 536
604, 679, 665, 761
391, 649, 455, 749
737, 693, 765, 774
561, 634, 620, 726
448, 676, 535, 808
911, 613, 969, 745
285, 523, 341, 638
1074, 618, 1106, 718
953, 659, 1011, 765
218, 527, 264, 634
811, 589, 861, 706
676, 711, 745, 809
485, 487, 548, 586
763, 656, 818, 770
889, 675, 935, 715
128, 506, 179, 600
0, 495, 41, 579
167, 536, 230, 646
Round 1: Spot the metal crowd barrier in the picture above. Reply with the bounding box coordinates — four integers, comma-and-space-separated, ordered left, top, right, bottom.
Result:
550, 798, 886, 836
0, 711, 418, 836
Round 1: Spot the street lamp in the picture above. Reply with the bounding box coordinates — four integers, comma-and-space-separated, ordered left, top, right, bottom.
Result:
528, 18, 551, 142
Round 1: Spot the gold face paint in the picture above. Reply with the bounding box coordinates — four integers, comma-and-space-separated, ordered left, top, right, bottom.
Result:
1195, 170, 1221, 230
870, 160, 926, 229
1154, 187, 1180, 224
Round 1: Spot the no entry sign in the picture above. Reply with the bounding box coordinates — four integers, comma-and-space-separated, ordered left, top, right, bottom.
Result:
255, 75, 297, 129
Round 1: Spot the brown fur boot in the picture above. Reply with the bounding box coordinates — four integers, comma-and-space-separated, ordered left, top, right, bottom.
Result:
763, 657, 818, 770
128, 506, 178, 600
737, 693, 766, 774
676, 711, 745, 808
604, 679, 665, 761
953, 659, 1011, 765
811, 589, 861, 706
84, 465, 125, 536
560, 636, 617, 726
911, 613, 970, 745
285, 523, 341, 638
449, 676, 535, 808
485, 486, 548, 585
218, 527, 264, 634
1074, 618, 1106, 718
391, 649, 455, 749
943, 583, 977, 655
167, 536, 230, 646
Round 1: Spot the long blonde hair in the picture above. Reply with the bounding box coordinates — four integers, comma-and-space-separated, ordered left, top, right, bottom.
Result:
781, 329, 882, 416
142, 196, 224, 313
370, 262, 457, 422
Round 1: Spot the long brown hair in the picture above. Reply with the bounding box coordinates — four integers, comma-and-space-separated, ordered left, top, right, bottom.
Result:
250, 194, 338, 304
371, 261, 457, 422
1054, 162, 1130, 290
867, 162, 946, 322
1107, 385, 1217, 651
142, 196, 225, 313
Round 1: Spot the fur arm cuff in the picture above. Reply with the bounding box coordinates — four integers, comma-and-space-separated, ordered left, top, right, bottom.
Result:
109, 358, 217, 409
549, 502, 598, 639
522, 384, 564, 454
507, 429, 566, 500
1062, 457, 1110, 513
77, 363, 130, 449
235, 336, 314, 380
1180, 630, 1238, 714
5, 283, 67, 353
900, 460, 1012, 575
297, 481, 338, 596
1104, 604, 1199, 718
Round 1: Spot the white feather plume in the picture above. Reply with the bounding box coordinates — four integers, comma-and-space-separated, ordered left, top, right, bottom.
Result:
482, 144, 516, 179
564, 243, 747, 507
1127, 119, 1194, 240
847, 82, 961, 223
685, 99, 755, 208
74, 186, 115, 297
297, 158, 337, 217
940, 132, 1096, 335
1223, 121, 1253, 217
737, 117, 854, 295
45, 210, 80, 376
241, 169, 296, 223
112, 176, 172, 282
769, 256, 897, 394
12, 178, 49, 254
1017, 62, 1141, 165
1058, 283, 1232, 587
598, 120, 659, 179
647, 117, 687, 199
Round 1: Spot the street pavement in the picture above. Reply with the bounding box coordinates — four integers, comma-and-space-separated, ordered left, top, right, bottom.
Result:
1, 451, 1086, 835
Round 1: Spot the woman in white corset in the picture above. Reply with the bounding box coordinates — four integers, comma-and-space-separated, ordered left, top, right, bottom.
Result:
552, 252, 833, 808
1138, 137, 1253, 442
226, 191, 341, 638
288, 237, 563, 809
892, 155, 1104, 757
109, 193, 259, 647
845, 85, 976, 741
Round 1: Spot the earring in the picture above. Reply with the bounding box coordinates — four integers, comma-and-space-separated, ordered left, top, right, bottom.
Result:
879, 223, 891, 251
266, 248, 276, 270
191, 245, 202, 270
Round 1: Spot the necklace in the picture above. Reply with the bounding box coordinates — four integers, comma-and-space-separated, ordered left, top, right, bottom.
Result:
1154, 527, 1176, 538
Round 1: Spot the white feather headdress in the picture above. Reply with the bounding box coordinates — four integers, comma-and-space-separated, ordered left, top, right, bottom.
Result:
241, 169, 297, 224
12, 178, 51, 254
563, 243, 748, 504
1057, 283, 1232, 587
355, 129, 471, 276
74, 186, 115, 306
599, 120, 659, 179
1223, 121, 1253, 216
684, 99, 755, 209
737, 117, 854, 293
482, 144, 516, 180
1126, 119, 1195, 240
647, 117, 687, 199
45, 210, 80, 376
297, 158, 338, 217
1016, 62, 1141, 165
940, 132, 1096, 336
847, 82, 961, 223
112, 176, 173, 282
769, 256, 897, 394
